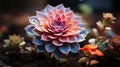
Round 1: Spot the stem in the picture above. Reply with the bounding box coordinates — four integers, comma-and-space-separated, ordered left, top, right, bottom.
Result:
87, 55, 92, 67
87, 59, 91, 67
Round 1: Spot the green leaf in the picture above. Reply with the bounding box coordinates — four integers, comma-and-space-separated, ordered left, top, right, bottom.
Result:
97, 40, 109, 51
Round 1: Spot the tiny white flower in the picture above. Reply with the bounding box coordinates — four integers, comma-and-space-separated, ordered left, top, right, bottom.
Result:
19, 41, 26, 46
105, 27, 111, 30
26, 47, 32, 51
96, 21, 104, 30
93, 28, 99, 37
88, 38, 96, 44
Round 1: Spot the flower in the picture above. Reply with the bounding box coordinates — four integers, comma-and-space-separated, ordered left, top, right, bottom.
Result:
92, 28, 99, 37
96, 21, 104, 30
4, 34, 25, 47
0, 25, 7, 38
25, 4, 88, 57
110, 35, 120, 46
79, 44, 104, 56
3, 34, 26, 53
103, 13, 116, 20
88, 38, 96, 44
0, 25, 7, 33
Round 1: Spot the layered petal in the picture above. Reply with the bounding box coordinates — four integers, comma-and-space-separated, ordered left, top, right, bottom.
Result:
76, 34, 85, 42
70, 43, 80, 53
33, 37, 44, 46
58, 36, 68, 42
52, 39, 63, 46
59, 44, 71, 55
37, 45, 46, 52
67, 36, 77, 43
25, 25, 35, 35
25, 4, 88, 57
48, 34, 57, 39
45, 43, 56, 52
41, 34, 51, 41
29, 16, 39, 24
44, 4, 53, 13
33, 29, 42, 36
55, 4, 65, 10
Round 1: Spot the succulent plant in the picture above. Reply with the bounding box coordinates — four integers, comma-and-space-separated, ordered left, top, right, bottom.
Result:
25, 4, 88, 58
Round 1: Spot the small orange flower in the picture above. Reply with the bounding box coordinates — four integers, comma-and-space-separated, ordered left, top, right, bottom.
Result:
103, 13, 116, 20
79, 44, 104, 56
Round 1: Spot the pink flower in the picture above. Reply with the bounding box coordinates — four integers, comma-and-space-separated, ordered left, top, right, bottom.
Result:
110, 35, 120, 46
25, 4, 88, 57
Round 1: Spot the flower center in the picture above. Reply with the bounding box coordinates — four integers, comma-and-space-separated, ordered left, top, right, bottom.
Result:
51, 18, 66, 33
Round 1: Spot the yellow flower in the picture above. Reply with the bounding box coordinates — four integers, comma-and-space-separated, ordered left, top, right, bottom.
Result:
103, 13, 116, 20
9, 34, 22, 45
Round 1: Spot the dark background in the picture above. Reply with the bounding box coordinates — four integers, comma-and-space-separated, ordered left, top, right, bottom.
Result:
0, 0, 120, 38
0, 0, 120, 14
0, 0, 120, 67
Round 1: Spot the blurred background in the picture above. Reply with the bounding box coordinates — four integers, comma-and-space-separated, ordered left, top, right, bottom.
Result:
0, 0, 120, 40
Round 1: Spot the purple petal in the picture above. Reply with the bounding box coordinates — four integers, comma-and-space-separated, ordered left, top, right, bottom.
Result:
58, 37, 68, 42
45, 43, 56, 52
67, 36, 77, 43
25, 25, 35, 35
65, 8, 71, 13
55, 4, 65, 10
80, 29, 88, 37
70, 43, 80, 53
36, 11, 47, 19
29, 16, 39, 24
59, 44, 71, 55
52, 39, 63, 46
79, 23, 85, 28
33, 37, 44, 46
76, 34, 85, 42
41, 34, 51, 41
73, 16, 81, 21
44, 4, 53, 13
